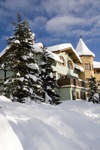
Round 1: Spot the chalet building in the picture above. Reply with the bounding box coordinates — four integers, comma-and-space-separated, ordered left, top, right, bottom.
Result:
47, 37, 100, 100
47, 42, 86, 100
0, 35, 100, 101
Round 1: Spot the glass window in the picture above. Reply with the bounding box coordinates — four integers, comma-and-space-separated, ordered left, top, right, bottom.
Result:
68, 60, 73, 69
80, 92, 86, 100
58, 74, 66, 79
72, 91, 79, 100
76, 91, 79, 99
72, 91, 76, 100
52, 72, 56, 78
85, 64, 90, 70
97, 81, 100, 86
91, 64, 93, 70
59, 55, 66, 66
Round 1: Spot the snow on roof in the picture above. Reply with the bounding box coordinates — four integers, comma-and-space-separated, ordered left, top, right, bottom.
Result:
47, 43, 82, 63
76, 38, 95, 57
47, 43, 73, 52
0, 43, 62, 63
34, 43, 43, 48
46, 50, 63, 63
33, 45, 63, 63
0, 40, 20, 58
0, 45, 9, 58
74, 64, 84, 72
93, 61, 100, 69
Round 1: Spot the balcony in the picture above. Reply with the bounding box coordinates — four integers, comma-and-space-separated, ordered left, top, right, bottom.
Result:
58, 78, 87, 88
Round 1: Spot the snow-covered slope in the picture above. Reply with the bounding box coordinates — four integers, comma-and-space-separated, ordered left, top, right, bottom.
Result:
0, 96, 100, 150
0, 97, 23, 150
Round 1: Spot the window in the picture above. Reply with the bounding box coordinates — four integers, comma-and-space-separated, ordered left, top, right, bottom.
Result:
97, 81, 100, 86
97, 71, 100, 74
59, 55, 66, 66
85, 64, 90, 70
72, 91, 79, 100
58, 74, 66, 79
72, 91, 76, 100
76, 91, 79, 99
91, 64, 93, 70
80, 92, 86, 100
52, 72, 56, 78
68, 60, 73, 69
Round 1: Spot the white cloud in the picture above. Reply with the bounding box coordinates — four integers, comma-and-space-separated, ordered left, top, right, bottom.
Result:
28, 16, 47, 32
43, 0, 100, 17
42, 0, 100, 39
0, 0, 33, 11
0, 0, 44, 22
45, 15, 100, 37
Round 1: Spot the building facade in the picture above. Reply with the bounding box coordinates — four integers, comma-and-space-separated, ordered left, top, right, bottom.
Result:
47, 43, 87, 100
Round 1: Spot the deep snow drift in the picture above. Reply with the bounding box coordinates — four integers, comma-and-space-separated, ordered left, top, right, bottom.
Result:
0, 96, 100, 150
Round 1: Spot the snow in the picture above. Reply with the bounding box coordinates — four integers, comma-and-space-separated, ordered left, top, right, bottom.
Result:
27, 63, 39, 70
0, 40, 20, 58
0, 96, 100, 150
0, 45, 10, 58
33, 45, 63, 63
34, 43, 43, 48
47, 49, 63, 63
28, 74, 37, 82
74, 64, 84, 72
93, 61, 100, 69
76, 38, 95, 57
16, 72, 20, 76
0, 96, 24, 150
45, 92, 52, 103
47, 43, 74, 52
47, 43, 82, 63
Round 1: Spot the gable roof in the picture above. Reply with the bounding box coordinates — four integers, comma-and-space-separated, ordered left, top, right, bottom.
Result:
33, 44, 63, 63
47, 43, 82, 63
76, 38, 95, 57
0, 46, 9, 59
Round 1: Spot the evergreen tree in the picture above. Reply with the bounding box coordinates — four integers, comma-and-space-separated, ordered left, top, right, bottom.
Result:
0, 12, 42, 103
87, 76, 100, 104
39, 46, 60, 105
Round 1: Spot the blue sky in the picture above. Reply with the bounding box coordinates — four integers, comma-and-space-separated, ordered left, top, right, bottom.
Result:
0, 0, 100, 61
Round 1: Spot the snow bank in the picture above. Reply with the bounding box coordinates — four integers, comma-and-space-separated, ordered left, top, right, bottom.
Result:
0, 96, 100, 150
0, 110, 23, 150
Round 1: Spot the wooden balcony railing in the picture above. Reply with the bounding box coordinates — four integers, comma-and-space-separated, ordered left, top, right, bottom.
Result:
58, 78, 87, 88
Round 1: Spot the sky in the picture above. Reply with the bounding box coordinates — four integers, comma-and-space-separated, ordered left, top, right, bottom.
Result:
0, 0, 100, 61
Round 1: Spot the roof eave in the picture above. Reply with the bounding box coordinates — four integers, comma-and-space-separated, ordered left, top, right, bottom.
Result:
52, 47, 82, 64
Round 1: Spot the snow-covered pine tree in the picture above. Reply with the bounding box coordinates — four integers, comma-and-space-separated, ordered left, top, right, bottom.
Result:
87, 76, 100, 104
0, 12, 42, 103
39, 46, 60, 105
